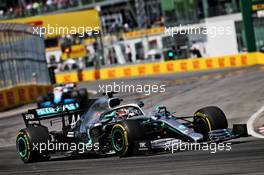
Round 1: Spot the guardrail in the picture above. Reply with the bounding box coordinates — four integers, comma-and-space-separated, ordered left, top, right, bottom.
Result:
55, 52, 264, 83
0, 84, 51, 111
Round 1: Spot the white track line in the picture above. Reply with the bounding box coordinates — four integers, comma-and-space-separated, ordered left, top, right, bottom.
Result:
0, 144, 15, 148
87, 90, 97, 95
247, 105, 264, 139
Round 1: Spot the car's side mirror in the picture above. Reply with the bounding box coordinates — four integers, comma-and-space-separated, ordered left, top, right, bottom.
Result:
154, 105, 167, 113
138, 101, 144, 108
108, 98, 122, 108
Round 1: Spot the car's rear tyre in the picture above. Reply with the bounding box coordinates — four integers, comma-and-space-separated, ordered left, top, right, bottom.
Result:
37, 96, 47, 107
16, 126, 50, 163
70, 90, 79, 99
111, 120, 146, 157
78, 89, 88, 99
193, 106, 228, 140
37, 96, 45, 103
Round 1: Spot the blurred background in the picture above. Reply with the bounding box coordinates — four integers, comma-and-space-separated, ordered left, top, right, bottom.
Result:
0, 0, 263, 74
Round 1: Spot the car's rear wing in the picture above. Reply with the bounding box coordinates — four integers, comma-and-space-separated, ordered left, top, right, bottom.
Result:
22, 102, 85, 127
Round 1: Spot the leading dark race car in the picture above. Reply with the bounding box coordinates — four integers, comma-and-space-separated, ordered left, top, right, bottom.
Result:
16, 92, 247, 163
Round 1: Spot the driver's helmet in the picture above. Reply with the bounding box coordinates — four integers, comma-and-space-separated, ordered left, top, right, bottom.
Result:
53, 86, 64, 93
116, 108, 129, 120
65, 83, 76, 89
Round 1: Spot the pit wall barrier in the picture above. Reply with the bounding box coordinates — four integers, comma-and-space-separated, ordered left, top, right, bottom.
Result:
0, 84, 51, 111
55, 52, 264, 84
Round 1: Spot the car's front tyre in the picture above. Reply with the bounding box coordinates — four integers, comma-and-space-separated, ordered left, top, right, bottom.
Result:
111, 120, 146, 157
193, 106, 228, 141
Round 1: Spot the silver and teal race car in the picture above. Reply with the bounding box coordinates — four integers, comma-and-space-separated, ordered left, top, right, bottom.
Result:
37, 83, 88, 108
16, 92, 247, 163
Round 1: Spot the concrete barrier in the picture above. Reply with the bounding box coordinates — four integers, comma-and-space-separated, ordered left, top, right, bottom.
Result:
55, 52, 264, 83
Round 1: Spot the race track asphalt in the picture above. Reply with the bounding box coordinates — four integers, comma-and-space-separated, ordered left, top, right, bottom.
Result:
0, 137, 264, 175
1, 66, 264, 174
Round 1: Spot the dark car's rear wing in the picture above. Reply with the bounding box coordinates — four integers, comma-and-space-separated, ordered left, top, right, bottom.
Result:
22, 102, 85, 127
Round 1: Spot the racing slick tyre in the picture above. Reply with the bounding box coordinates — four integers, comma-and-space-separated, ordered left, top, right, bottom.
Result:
16, 125, 50, 163
37, 95, 47, 108
78, 88, 88, 99
193, 106, 228, 140
111, 120, 147, 157
37, 95, 45, 103
70, 90, 79, 99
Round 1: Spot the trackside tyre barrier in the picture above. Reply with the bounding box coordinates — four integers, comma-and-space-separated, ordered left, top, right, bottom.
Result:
55, 52, 264, 83
0, 84, 51, 111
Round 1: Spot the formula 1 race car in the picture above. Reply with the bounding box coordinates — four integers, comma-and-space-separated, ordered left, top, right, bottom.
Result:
37, 83, 88, 108
16, 92, 246, 163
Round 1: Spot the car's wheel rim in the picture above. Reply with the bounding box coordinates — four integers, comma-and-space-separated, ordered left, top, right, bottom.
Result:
112, 128, 125, 152
17, 137, 27, 158
194, 117, 210, 135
